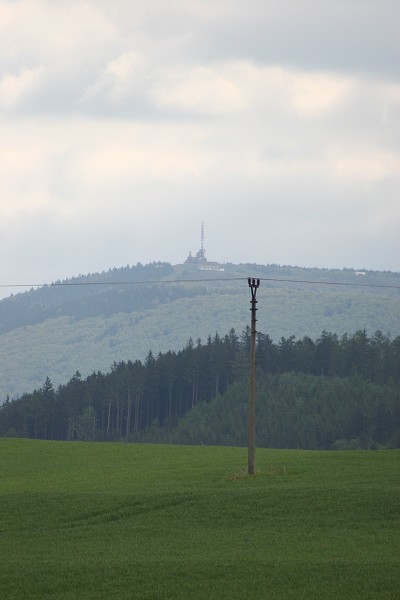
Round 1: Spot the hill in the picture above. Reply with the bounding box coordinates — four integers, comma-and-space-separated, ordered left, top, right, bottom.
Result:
1, 439, 399, 600
1, 261, 399, 401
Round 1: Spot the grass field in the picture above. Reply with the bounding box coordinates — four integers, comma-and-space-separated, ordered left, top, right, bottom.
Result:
0, 439, 399, 599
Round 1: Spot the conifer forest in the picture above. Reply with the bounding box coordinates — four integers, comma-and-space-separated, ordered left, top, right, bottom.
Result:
1, 328, 399, 450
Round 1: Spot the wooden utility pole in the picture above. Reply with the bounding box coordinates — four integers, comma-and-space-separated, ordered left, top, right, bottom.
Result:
248, 278, 260, 475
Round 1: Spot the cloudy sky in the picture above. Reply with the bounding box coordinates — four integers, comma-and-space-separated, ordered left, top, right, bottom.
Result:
0, 0, 399, 299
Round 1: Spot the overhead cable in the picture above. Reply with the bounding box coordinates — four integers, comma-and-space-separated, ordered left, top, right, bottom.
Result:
0, 276, 399, 290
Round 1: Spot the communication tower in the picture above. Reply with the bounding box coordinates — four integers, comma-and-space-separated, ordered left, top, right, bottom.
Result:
185, 222, 224, 271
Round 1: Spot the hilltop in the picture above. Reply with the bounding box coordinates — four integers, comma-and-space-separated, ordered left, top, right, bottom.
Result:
1, 261, 399, 401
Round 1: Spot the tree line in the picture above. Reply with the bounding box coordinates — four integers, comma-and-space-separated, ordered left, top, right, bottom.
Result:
0, 328, 399, 448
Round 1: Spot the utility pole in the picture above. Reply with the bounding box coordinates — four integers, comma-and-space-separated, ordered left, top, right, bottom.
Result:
248, 277, 260, 475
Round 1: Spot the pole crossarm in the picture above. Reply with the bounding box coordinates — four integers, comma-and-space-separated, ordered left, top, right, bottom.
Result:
248, 277, 260, 297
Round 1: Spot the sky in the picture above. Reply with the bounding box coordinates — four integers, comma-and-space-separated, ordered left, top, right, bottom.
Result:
0, 0, 399, 300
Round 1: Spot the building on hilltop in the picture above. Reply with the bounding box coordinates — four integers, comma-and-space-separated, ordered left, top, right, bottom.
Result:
185, 222, 224, 271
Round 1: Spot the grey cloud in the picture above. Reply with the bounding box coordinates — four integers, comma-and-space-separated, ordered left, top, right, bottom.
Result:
149, 1, 400, 78
1, 0, 398, 121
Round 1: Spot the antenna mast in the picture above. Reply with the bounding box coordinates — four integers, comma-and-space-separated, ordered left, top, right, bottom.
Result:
199, 221, 205, 261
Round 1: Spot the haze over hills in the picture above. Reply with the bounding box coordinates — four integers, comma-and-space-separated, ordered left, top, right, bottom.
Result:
0, 260, 399, 402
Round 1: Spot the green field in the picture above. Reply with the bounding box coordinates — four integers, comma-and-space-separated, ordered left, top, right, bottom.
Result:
1, 439, 399, 599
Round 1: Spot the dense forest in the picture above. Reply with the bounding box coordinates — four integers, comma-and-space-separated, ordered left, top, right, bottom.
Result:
1, 328, 399, 450
2, 262, 399, 336
1, 261, 400, 401
0, 262, 177, 334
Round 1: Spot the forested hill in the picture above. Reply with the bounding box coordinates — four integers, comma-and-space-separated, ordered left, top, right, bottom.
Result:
0, 262, 177, 334
1, 328, 399, 449
1, 262, 399, 335
1, 261, 399, 401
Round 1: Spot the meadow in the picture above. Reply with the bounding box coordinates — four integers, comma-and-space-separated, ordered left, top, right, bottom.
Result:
0, 438, 399, 599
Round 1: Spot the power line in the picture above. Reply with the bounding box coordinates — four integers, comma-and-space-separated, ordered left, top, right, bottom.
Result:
0, 276, 399, 290
258, 277, 400, 290
0, 277, 244, 288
